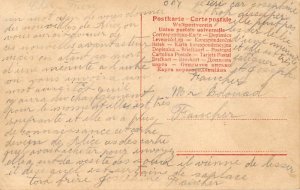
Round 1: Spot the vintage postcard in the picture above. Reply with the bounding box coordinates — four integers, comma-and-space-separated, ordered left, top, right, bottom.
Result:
0, 0, 299, 189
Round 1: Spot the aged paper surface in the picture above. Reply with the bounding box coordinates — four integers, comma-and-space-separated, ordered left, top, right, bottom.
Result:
0, 0, 299, 189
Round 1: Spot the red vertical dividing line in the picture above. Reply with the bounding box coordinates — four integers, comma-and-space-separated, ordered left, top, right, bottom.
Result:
139, 13, 143, 176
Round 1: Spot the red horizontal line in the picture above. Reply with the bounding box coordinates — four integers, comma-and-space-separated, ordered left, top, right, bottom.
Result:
176, 153, 287, 156
177, 151, 287, 153
171, 97, 287, 99
169, 119, 287, 121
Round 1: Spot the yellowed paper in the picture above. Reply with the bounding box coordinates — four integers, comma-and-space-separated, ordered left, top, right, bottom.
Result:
0, 0, 299, 189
